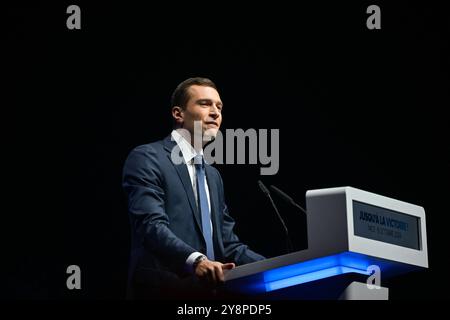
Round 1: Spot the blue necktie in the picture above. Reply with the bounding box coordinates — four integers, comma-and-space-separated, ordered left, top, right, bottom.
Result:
194, 155, 215, 261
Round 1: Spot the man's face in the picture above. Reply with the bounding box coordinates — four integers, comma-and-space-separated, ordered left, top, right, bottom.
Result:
180, 85, 223, 140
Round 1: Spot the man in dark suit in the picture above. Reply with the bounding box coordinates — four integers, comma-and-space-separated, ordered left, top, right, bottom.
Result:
122, 77, 265, 299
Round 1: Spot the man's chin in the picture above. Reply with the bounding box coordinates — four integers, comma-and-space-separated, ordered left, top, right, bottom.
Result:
203, 128, 219, 141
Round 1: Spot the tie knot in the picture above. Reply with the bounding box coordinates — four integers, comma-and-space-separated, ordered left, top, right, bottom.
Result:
193, 154, 204, 168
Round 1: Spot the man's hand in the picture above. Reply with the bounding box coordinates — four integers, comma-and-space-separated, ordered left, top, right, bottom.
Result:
194, 259, 235, 287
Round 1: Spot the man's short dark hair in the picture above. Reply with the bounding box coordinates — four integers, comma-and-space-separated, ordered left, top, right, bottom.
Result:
171, 77, 218, 110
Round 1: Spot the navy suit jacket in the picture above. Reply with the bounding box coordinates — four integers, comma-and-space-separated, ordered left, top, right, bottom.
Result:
122, 135, 264, 297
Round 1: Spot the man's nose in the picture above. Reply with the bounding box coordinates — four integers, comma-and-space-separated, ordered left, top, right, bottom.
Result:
210, 105, 220, 118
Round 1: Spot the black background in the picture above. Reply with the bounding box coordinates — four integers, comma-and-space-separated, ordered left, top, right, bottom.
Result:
5, 1, 450, 302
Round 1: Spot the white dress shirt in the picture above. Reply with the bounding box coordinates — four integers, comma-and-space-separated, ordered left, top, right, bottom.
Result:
171, 130, 214, 271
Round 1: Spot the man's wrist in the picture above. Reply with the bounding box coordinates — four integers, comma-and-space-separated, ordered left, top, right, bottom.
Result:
185, 252, 206, 273
193, 254, 207, 271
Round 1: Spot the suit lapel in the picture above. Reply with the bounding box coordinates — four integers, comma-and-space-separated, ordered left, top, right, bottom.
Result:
163, 136, 203, 234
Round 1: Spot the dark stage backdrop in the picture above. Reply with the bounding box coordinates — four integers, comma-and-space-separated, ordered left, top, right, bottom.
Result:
5, 2, 449, 300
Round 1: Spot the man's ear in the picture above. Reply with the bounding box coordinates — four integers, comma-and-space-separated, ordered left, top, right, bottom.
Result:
172, 106, 184, 126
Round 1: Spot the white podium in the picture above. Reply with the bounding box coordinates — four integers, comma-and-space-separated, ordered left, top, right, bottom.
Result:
224, 187, 428, 300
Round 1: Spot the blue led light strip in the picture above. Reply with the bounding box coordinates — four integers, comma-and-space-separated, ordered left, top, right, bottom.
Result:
265, 265, 369, 292
263, 252, 371, 292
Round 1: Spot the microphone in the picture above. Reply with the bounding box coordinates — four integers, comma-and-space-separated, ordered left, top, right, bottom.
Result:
269, 185, 308, 215
258, 180, 293, 253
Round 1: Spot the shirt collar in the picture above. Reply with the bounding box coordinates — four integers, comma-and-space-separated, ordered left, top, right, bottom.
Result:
171, 129, 203, 164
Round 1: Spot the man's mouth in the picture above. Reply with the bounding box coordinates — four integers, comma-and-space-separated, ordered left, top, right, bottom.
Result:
205, 122, 218, 127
